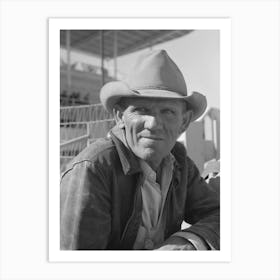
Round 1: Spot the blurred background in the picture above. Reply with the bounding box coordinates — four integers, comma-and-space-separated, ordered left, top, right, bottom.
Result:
60, 30, 220, 175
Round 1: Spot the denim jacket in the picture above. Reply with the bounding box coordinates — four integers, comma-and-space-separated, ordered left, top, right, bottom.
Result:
60, 128, 220, 250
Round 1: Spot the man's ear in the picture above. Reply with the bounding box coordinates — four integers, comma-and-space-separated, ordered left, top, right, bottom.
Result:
113, 105, 125, 129
179, 110, 193, 134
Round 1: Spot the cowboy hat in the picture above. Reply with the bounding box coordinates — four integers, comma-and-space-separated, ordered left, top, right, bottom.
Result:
100, 49, 207, 122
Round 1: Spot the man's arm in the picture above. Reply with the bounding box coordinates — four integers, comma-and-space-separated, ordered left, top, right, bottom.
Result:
154, 235, 196, 250
60, 160, 111, 250
180, 157, 220, 249
156, 157, 220, 251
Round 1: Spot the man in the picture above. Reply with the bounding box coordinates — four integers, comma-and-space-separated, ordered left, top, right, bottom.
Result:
60, 49, 220, 250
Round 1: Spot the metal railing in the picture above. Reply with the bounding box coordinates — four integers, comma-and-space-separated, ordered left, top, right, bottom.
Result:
60, 104, 115, 171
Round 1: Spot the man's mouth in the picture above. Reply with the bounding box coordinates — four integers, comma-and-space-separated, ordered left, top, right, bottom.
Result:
140, 135, 163, 141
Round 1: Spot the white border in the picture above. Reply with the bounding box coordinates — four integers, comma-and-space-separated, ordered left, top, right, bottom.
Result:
49, 18, 231, 262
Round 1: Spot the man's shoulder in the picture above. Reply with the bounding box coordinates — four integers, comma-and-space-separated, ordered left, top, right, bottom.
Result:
172, 141, 187, 156
172, 141, 197, 169
66, 136, 119, 169
172, 141, 188, 163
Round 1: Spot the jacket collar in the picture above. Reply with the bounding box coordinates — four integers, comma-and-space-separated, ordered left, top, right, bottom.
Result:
109, 125, 182, 177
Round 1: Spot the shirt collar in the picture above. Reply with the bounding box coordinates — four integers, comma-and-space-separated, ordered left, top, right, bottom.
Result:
139, 154, 175, 182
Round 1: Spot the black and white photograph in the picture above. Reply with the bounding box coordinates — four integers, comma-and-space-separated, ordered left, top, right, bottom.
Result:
49, 18, 231, 261
59, 29, 220, 251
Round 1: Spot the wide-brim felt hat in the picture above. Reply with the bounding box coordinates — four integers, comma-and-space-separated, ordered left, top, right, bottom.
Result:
100, 49, 207, 122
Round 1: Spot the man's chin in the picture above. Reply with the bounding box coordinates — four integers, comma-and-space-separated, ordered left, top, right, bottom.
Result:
136, 148, 162, 162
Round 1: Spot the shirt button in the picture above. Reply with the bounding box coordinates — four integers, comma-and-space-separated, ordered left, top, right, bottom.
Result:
144, 239, 154, 250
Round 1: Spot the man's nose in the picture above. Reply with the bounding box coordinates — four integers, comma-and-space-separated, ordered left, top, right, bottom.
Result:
145, 113, 163, 130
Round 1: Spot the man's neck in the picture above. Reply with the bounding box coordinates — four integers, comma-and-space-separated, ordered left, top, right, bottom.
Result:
146, 159, 162, 173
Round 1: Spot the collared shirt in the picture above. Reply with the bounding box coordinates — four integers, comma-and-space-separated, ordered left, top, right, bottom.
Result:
133, 154, 174, 249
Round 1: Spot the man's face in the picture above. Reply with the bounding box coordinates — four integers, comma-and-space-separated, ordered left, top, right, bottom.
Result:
115, 97, 192, 170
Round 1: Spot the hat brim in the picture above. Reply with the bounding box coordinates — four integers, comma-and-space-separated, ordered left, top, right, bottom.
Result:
100, 81, 207, 122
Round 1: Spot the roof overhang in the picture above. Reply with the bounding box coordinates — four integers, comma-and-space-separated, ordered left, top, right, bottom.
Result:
60, 30, 193, 59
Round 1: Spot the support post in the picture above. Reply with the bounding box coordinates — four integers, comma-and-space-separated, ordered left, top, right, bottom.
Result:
87, 122, 90, 147
113, 31, 118, 79
100, 30, 105, 86
66, 30, 71, 97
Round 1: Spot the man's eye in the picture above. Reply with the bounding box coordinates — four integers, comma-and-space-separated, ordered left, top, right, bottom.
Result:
162, 109, 175, 115
135, 107, 148, 113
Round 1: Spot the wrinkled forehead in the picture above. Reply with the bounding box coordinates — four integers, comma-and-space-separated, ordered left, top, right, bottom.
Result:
120, 96, 187, 111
